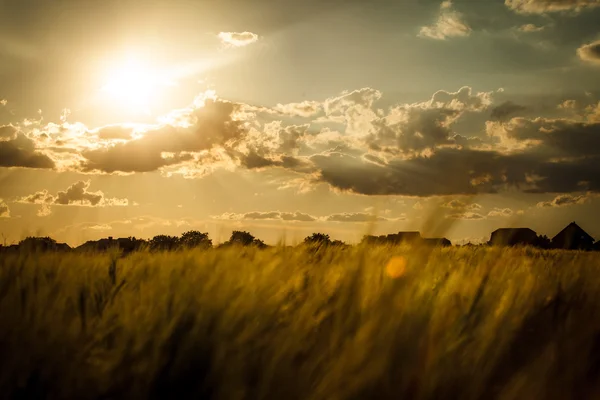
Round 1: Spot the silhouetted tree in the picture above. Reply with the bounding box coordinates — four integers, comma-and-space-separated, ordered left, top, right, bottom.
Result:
222, 231, 268, 248
229, 231, 256, 246
18, 236, 69, 252
149, 235, 180, 251
304, 233, 332, 246
180, 231, 212, 249
534, 235, 551, 249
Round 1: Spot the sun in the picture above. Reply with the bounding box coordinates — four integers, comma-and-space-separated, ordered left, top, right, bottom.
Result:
101, 56, 173, 113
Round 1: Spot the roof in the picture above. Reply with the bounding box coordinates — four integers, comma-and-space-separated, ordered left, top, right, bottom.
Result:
552, 222, 595, 243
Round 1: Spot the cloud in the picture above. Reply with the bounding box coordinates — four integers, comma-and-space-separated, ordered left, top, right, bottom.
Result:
0, 125, 17, 140
487, 117, 600, 158
87, 224, 113, 231
367, 86, 493, 154
17, 181, 128, 215
273, 101, 322, 117
577, 40, 600, 65
91, 125, 135, 140
0, 99, 7, 106
442, 199, 483, 211
419, 1, 471, 40
557, 99, 578, 110
9, 85, 600, 201
217, 31, 259, 47
536, 193, 594, 208
80, 96, 247, 173
213, 211, 317, 222
0, 199, 9, 218
490, 101, 528, 121
325, 212, 404, 222
211, 210, 404, 223
0, 133, 55, 169
505, 0, 600, 14
447, 212, 485, 220
487, 207, 514, 217
518, 23, 546, 32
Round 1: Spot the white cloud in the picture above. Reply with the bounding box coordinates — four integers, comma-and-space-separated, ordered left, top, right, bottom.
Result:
419, 1, 471, 40
217, 31, 259, 47
518, 23, 546, 32
487, 207, 514, 217
536, 193, 595, 208
0, 199, 9, 218
506, 0, 600, 14
273, 101, 322, 117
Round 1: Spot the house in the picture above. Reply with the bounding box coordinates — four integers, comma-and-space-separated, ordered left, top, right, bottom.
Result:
385, 232, 422, 244
361, 232, 422, 245
422, 238, 452, 247
489, 228, 538, 247
551, 222, 595, 251
594, 241, 600, 251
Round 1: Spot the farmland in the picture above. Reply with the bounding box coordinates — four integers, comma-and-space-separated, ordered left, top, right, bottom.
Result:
1, 245, 600, 399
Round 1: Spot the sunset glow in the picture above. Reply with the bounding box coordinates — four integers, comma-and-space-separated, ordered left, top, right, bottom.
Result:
100, 57, 174, 113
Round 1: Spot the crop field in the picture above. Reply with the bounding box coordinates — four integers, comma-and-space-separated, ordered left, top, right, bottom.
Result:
2, 245, 600, 399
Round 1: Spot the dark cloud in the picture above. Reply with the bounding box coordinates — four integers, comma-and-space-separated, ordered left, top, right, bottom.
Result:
490, 101, 529, 121
489, 118, 600, 158
0, 133, 55, 169
369, 108, 459, 153
81, 98, 246, 173
506, 0, 600, 14
55, 181, 103, 206
366, 86, 493, 154
17, 181, 128, 216
309, 139, 600, 196
577, 40, 600, 65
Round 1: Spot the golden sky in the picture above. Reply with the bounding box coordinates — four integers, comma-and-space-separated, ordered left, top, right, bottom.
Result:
1, 0, 600, 246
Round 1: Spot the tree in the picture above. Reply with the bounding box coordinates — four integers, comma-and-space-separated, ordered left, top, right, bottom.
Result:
534, 235, 551, 249
304, 233, 332, 246
179, 231, 212, 249
229, 231, 257, 246
223, 231, 268, 248
18, 236, 59, 251
149, 235, 180, 251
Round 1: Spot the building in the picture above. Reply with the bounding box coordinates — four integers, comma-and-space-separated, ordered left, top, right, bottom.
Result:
422, 238, 452, 247
489, 228, 538, 247
551, 222, 595, 251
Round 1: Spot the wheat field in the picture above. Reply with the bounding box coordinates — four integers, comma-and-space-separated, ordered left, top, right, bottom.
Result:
1, 245, 600, 399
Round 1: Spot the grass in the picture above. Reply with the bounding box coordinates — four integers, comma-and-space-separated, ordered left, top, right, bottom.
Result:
1, 244, 600, 399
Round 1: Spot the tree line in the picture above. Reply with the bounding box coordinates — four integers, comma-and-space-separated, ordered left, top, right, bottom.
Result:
0, 230, 358, 254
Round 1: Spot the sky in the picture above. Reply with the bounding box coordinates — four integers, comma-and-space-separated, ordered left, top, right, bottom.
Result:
1, 0, 600, 246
